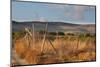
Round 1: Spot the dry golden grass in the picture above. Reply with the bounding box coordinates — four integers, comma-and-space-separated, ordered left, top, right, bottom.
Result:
12, 34, 96, 65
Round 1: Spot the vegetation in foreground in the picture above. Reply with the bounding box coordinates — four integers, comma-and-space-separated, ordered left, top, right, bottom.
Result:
12, 30, 96, 66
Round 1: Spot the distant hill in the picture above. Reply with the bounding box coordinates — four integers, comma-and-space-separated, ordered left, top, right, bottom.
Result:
12, 21, 95, 34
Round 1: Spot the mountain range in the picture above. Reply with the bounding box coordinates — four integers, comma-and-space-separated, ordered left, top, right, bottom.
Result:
12, 21, 95, 34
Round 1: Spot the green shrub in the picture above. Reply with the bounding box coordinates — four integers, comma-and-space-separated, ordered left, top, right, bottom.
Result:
12, 30, 26, 40
49, 32, 56, 36
58, 32, 65, 36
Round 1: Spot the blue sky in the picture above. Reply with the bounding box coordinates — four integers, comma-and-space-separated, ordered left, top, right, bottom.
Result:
12, 1, 96, 24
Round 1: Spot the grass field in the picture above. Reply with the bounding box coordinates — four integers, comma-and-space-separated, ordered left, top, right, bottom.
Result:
12, 30, 96, 66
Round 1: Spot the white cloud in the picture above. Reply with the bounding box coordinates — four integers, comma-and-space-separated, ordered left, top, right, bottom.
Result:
72, 6, 86, 20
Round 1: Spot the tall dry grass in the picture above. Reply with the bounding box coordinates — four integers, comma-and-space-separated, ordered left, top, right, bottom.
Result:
12, 32, 96, 65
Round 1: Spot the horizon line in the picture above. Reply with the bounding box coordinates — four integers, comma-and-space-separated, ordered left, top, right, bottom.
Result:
12, 20, 95, 25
